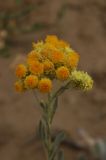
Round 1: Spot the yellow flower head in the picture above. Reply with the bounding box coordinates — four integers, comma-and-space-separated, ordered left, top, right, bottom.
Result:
44, 43, 56, 51
40, 50, 48, 57
32, 41, 44, 52
41, 43, 56, 58
38, 78, 52, 93
15, 81, 24, 92
66, 52, 80, 68
70, 70, 93, 91
43, 60, 54, 71
15, 35, 93, 93
29, 61, 44, 75
24, 75, 38, 89
27, 50, 40, 64
45, 35, 58, 45
50, 51, 64, 63
16, 64, 27, 78
56, 40, 69, 48
56, 66, 70, 80
45, 35, 69, 48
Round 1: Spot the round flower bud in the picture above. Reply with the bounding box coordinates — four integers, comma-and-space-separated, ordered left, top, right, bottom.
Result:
45, 35, 58, 45
29, 61, 44, 75
56, 66, 70, 80
16, 64, 27, 78
15, 81, 24, 92
65, 52, 79, 68
24, 75, 38, 89
50, 51, 64, 63
43, 60, 54, 71
27, 51, 39, 65
38, 78, 52, 93
70, 70, 93, 91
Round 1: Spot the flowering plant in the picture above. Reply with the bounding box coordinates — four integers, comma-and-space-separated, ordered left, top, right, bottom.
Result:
15, 35, 93, 160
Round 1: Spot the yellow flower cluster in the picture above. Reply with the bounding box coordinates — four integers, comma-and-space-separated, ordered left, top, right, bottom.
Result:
15, 35, 93, 93
70, 70, 93, 91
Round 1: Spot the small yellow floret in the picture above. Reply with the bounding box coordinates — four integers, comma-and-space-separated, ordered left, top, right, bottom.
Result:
43, 60, 54, 71
41, 43, 56, 57
45, 35, 69, 48
15, 81, 24, 92
38, 78, 52, 93
56, 66, 70, 80
29, 61, 44, 75
27, 50, 39, 59
45, 35, 58, 45
66, 52, 80, 68
70, 70, 93, 91
32, 41, 44, 52
27, 50, 41, 64
24, 75, 38, 89
50, 51, 64, 63
56, 40, 69, 48
16, 64, 27, 78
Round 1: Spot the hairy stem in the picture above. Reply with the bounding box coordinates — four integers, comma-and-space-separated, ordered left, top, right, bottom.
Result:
46, 94, 53, 160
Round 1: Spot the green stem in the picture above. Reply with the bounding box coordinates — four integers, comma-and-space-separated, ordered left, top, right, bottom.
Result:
43, 86, 68, 160
39, 90, 64, 160
46, 94, 52, 160
52, 80, 71, 100
44, 82, 71, 160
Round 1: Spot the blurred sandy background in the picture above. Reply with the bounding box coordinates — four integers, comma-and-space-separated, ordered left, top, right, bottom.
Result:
0, 0, 106, 159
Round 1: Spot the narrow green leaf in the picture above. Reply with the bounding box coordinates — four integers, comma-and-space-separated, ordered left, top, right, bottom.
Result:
38, 120, 46, 140
38, 119, 48, 148
57, 150, 64, 160
50, 97, 58, 122
52, 81, 71, 99
50, 132, 65, 160
38, 120, 43, 139
40, 100, 46, 110
92, 141, 106, 159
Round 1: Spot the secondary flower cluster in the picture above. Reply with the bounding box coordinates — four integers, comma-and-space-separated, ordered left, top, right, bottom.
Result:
15, 35, 93, 93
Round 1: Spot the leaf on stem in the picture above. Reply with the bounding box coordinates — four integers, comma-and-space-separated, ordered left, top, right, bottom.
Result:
38, 120, 48, 147
50, 97, 58, 123
50, 132, 66, 160
56, 150, 64, 160
52, 80, 71, 99
40, 100, 46, 110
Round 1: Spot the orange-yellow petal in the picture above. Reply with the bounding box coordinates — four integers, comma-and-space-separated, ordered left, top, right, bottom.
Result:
43, 60, 54, 71
56, 40, 69, 48
38, 78, 52, 93
50, 51, 64, 63
24, 75, 38, 89
66, 52, 80, 68
15, 81, 24, 92
45, 35, 58, 45
27, 50, 41, 64
29, 61, 44, 75
16, 64, 27, 78
56, 66, 70, 80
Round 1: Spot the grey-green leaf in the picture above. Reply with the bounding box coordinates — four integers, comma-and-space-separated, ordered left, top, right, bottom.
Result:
40, 100, 46, 110
57, 150, 64, 160
50, 132, 65, 160
50, 97, 58, 122
38, 120, 46, 140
